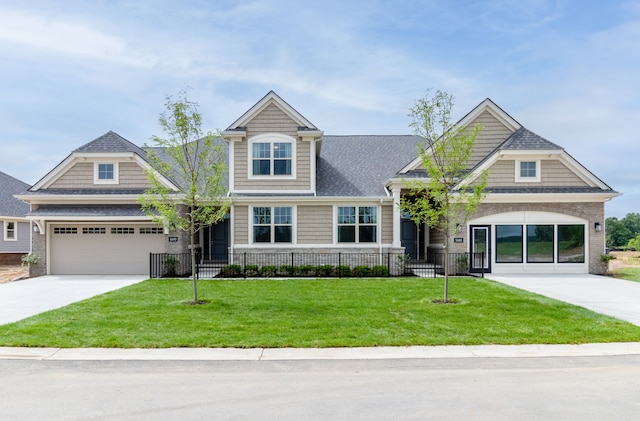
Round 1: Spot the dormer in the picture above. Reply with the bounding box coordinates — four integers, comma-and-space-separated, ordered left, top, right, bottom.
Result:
222, 91, 323, 195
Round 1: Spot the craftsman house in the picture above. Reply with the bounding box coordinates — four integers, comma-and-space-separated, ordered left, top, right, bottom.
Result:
17, 91, 617, 276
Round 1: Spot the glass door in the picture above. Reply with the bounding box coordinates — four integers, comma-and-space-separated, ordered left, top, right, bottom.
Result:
470, 225, 491, 273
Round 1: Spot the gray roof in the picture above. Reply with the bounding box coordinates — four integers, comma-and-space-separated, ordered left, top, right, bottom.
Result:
74, 131, 148, 157
483, 187, 616, 194
21, 188, 149, 196
316, 135, 421, 196
0, 171, 30, 217
499, 127, 562, 151
28, 205, 151, 217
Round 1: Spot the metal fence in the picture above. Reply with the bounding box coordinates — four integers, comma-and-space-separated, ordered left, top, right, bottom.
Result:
150, 251, 485, 279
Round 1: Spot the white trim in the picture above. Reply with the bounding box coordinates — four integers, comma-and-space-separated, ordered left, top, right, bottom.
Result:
228, 141, 236, 190
515, 159, 541, 183
3, 220, 17, 241
333, 204, 380, 245
93, 162, 119, 184
248, 205, 297, 245
227, 91, 316, 130
247, 133, 297, 180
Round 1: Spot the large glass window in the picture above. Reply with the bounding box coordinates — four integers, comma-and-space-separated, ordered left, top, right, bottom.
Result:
252, 142, 292, 176
4, 221, 16, 241
558, 225, 585, 263
496, 225, 522, 263
338, 206, 377, 243
527, 224, 554, 263
253, 207, 292, 243
520, 161, 536, 178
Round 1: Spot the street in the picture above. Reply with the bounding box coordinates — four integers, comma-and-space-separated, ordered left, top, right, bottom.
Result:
1, 355, 640, 420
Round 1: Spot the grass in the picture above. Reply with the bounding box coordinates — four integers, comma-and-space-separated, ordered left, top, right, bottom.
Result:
0, 277, 639, 348
612, 268, 640, 282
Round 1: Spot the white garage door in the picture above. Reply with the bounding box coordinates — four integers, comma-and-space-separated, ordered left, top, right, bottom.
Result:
50, 224, 166, 275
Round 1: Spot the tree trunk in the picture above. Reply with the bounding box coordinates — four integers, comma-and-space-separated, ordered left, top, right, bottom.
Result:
443, 228, 449, 303
190, 212, 198, 303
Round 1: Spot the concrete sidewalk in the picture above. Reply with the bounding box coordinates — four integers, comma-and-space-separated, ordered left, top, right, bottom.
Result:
487, 273, 640, 326
1, 342, 640, 361
0, 275, 147, 325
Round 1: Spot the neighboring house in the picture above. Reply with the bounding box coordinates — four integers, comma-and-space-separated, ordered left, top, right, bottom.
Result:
0, 171, 30, 264
16, 91, 618, 276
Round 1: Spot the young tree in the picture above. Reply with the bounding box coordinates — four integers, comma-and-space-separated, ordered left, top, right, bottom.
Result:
141, 90, 230, 304
399, 90, 487, 303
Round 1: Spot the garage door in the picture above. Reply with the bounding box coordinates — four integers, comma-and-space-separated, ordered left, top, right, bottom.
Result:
50, 224, 166, 275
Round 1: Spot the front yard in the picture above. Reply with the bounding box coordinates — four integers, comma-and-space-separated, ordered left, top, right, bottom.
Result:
0, 277, 638, 348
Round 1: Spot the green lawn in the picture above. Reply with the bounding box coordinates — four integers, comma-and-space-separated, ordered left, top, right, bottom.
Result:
612, 268, 640, 282
0, 277, 638, 348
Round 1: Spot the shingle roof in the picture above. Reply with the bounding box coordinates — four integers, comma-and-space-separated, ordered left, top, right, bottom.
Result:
316, 135, 421, 196
499, 127, 562, 151
0, 171, 30, 217
483, 186, 616, 194
74, 131, 148, 157
28, 205, 151, 217
20, 188, 149, 196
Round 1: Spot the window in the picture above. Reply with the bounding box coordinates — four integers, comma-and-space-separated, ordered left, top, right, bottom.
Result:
253, 207, 292, 243
251, 140, 293, 176
140, 227, 163, 234
516, 160, 540, 182
94, 162, 119, 184
4, 221, 16, 241
82, 227, 106, 234
496, 225, 522, 263
54, 227, 77, 234
111, 227, 135, 234
558, 225, 585, 263
337, 206, 377, 243
526, 224, 554, 263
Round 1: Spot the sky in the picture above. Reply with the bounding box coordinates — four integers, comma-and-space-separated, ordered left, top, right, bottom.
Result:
0, 0, 638, 218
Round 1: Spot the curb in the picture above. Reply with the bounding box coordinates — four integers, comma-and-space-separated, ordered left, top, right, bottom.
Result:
2, 342, 640, 361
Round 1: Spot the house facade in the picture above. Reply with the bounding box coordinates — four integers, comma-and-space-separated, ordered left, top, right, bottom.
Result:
0, 171, 30, 264
17, 92, 618, 276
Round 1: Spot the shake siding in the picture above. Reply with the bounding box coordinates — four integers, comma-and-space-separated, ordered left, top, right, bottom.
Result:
48, 161, 151, 189
233, 103, 311, 191
297, 205, 333, 244
234, 205, 248, 244
467, 111, 515, 168
381, 205, 393, 244
481, 159, 589, 187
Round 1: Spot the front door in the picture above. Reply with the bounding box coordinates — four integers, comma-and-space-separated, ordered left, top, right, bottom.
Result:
401, 218, 418, 259
470, 225, 491, 273
206, 219, 229, 263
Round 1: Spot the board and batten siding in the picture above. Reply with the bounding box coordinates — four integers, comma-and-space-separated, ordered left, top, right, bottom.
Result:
297, 205, 333, 244
48, 161, 151, 189
233, 103, 311, 191
480, 159, 590, 188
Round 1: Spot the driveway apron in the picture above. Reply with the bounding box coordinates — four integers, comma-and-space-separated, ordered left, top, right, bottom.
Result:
0, 275, 147, 325
487, 274, 640, 326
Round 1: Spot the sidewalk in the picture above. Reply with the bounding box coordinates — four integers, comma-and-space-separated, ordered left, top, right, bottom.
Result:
2, 342, 640, 361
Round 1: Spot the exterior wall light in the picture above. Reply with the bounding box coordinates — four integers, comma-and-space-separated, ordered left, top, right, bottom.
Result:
594, 222, 602, 232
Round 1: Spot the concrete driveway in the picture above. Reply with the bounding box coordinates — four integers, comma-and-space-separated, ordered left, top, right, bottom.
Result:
487, 274, 640, 326
0, 275, 147, 325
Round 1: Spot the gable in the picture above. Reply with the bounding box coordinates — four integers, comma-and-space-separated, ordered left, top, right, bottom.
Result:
46, 161, 151, 190
246, 103, 299, 138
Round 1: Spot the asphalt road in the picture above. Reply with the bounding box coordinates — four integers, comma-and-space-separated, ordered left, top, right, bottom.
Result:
1, 356, 640, 420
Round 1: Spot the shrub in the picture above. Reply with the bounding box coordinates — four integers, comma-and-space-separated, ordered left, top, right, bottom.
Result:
352, 266, 371, 277
221, 264, 243, 277
315, 265, 335, 277
260, 265, 278, 277
279, 265, 297, 276
244, 264, 259, 277
371, 265, 389, 277
336, 266, 351, 277
297, 265, 316, 276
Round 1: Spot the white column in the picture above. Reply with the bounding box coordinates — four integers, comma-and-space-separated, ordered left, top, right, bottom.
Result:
392, 187, 401, 248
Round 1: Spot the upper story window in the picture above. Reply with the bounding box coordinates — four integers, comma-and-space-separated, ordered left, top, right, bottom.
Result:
515, 160, 540, 182
94, 162, 119, 184
337, 206, 377, 243
4, 221, 16, 241
249, 134, 295, 178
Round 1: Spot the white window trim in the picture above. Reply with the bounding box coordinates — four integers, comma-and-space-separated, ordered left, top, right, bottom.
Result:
3, 221, 17, 241
515, 159, 541, 183
94, 162, 119, 184
248, 134, 296, 180
334, 205, 379, 244
249, 205, 296, 245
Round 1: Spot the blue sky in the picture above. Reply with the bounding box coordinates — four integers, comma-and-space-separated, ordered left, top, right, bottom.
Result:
0, 0, 638, 218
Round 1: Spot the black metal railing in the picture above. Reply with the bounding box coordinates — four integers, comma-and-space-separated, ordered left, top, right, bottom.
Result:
150, 251, 486, 279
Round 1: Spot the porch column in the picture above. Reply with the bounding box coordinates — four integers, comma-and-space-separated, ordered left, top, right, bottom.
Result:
392, 187, 401, 248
